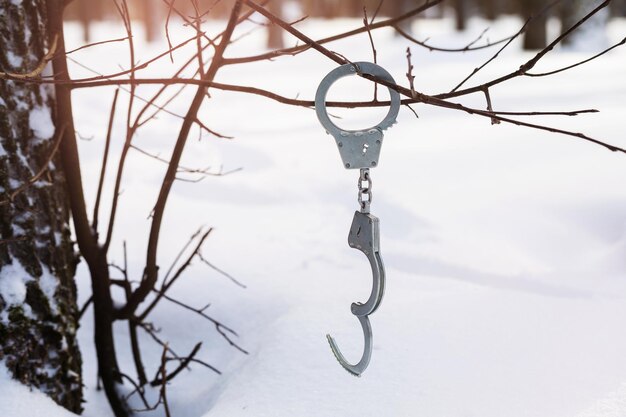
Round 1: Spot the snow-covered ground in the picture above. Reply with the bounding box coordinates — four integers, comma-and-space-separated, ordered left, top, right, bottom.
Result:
4, 10, 626, 417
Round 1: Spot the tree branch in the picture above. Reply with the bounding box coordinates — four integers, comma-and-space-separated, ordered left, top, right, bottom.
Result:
116, 0, 244, 320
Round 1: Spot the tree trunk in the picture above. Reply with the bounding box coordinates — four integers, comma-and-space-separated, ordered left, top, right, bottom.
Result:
44, 0, 129, 416
76, 0, 92, 43
519, 0, 547, 50
141, 0, 158, 43
480, 0, 498, 20
453, 0, 467, 31
391, 0, 414, 36
267, 0, 284, 49
610, 0, 626, 17
0, 0, 82, 413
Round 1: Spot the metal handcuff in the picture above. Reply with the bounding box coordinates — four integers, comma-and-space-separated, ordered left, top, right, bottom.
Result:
315, 62, 400, 376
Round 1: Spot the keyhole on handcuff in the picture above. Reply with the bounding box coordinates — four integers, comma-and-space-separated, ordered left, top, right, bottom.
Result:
356, 226, 362, 236
362, 143, 369, 154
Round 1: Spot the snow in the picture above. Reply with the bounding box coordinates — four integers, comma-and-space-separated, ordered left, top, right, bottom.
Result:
39, 265, 59, 315
3, 12, 626, 417
579, 384, 626, 417
6, 51, 23, 69
0, 365, 78, 417
29, 105, 55, 141
0, 260, 31, 309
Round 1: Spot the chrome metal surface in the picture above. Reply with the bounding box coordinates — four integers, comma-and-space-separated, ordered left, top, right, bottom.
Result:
315, 62, 400, 170
317, 62, 393, 376
325, 210, 385, 376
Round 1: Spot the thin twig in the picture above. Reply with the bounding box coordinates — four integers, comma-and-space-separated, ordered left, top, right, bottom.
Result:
363, 6, 378, 100
155, 290, 248, 354
151, 342, 205, 386
223, 0, 444, 65
526, 36, 626, 77
370, 0, 384, 24
158, 345, 172, 417
198, 253, 247, 288
66, 36, 129, 55
441, 0, 613, 99
117, 0, 244, 320
394, 25, 514, 53
138, 322, 221, 374
164, 0, 176, 62
93, 88, 119, 231
406, 47, 417, 98
104, 0, 137, 253
130, 144, 234, 176
139, 228, 213, 320
482, 87, 500, 125
78, 295, 93, 320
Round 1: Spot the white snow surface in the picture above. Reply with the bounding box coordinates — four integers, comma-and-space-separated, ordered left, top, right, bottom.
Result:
39, 265, 59, 315
6, 50, 23, 69
29, 105, 55, 141
0, 365, 78, 417
0, 260, 31, 310
2, 13, 626, 417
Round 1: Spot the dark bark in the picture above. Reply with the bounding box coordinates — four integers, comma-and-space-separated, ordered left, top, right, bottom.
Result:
480, 0, 498, 20
0, 0, 82, 412
44, 0, 129, 416
453, 0, 467, 31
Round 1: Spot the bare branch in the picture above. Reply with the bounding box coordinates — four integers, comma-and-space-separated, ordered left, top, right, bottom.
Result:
66, 36, 129, 55
78, 295, 93, 320
482, 87, 500, 125
116, 0, 244, 320
406, 47, 416, 98
103, 0, 137, 253
158, 345, 172, 417
448, 14, 533, 93
198, 253, 247, 288
138, 322, 221, 374
150, 342, 203, 386
526, 36, 626, 77
156, 290, 248, 354
394, 25, 516, 53
441, 0, 613, 99
138, 228, 213, 320
224, 0, 444, 65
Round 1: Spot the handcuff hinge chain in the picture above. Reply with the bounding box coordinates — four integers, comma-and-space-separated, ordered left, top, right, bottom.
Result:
358, 168, 372, 214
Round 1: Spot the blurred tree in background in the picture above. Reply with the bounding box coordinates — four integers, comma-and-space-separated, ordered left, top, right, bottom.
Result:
62, 0, 624, 50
